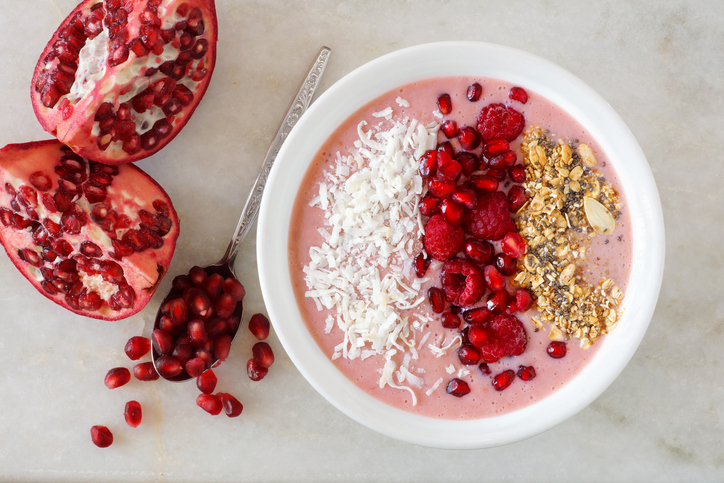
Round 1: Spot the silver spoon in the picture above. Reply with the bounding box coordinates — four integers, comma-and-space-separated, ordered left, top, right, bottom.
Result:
152, 47, 331, 381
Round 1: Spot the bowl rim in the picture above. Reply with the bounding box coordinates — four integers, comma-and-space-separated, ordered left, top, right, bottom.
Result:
257, 41, 665, 449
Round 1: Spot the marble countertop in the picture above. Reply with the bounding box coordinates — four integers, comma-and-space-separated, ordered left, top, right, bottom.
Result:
0, 0, 721, 481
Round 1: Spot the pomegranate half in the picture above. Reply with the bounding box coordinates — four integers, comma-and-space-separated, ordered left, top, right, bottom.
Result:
31, 0, 218, 164
0, 140, 180, 320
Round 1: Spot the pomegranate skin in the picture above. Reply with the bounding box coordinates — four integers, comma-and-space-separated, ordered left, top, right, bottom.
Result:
30, 0, 218, 165
0, 140, 180, 320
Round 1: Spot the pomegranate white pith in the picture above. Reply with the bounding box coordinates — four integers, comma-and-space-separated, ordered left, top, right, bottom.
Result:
31, 0, 218, 164
0, 140, 179, 320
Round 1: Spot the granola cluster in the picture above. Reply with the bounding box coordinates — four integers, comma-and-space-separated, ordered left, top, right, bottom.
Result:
513, 126, 623, 349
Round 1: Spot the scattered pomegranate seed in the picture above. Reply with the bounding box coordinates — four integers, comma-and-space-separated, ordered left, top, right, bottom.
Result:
196, 394, 223, 415
466, 82, 482, 102
469, 174, 499, 192
104, 367, 131, 389
479, 362, 491, 375
90, 425, 113, 448
463, 306, 493, 325
124, 336, 151, 360
492, 369, 515, 391
547, 341, 567, 359
218, 392, 243, 417
508, 165, 527, 183
507, 185, 527, 212
428, 287, 446, 313
501, 232, 526, 258
509, 86, 529, 104
427, 178, 456, 198
133, 362, 160, 381
248, 313, 271, 340
458, 126, 482, 150
437, 141, 454, 157
489, 150, 517, 170
247, 358, 268, 381
455, 152, 480, 177
517, 365, 536, 381
440, 198, 465, 227
441, 119, 458, 138
483, 265, 507, 292
515, 288, 533, 312
483, 139, 509, 157
467, 324, 490, 348
441, 311, 461, 329
196, 369, 218, 394
413, 252, 430, 278
486, 290, 509, 314
446, 378, 470, 397
418, 150, 438, 177
185, 357, 206, 378
494, 253, 517, 276
458, 344, 481, 365
463, 239, 493, 265
124, 400, 143, 428
437, 93, 452, 114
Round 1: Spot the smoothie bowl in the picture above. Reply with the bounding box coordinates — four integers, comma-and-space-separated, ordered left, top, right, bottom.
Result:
257, 42, 664, 448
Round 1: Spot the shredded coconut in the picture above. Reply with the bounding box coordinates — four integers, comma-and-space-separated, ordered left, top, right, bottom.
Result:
303, 113, 439, 404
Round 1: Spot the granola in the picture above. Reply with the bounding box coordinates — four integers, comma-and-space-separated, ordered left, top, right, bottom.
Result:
513, 126, 624, 349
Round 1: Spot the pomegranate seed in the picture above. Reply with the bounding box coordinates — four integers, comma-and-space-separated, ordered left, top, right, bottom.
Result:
547, 341, 567, 359
492, 369, 515, 391
152, 329, 174, 355
172, 274, 192, 292
155, 355, 182, 378
467, 323, 490, 348
489, 150, 517, 170
437, 141, 454, 157
427, 178, 455, 198
458, 126, 482, 150
508, 185, 528, 212
215, 292, 237, 318
187, 319, 208, 346
222, 277, 245, 301
501, 232, 526, 258
504, 295, 519, 315
441, 119, 458, 138
184, 288, 211, 317
201, 273, 224, 301
484, 139, 510, 157
418, 192, 441, 216
185, 357, 206, 377
509, 86, 529, 104
133, 362, 160, 381
247, 358, 268, 381
494, 253, 517, 276
458, 344, 481, 365
418, 150, 438, 177
464, 239, 493, 265
168, 297, 188, 325
508, 164, 526, 183
248, 313, 270, 340
124, 336, 151, 360
469, 174, 499, 192
218, 392, 243, 417
463, 307, 493, 325
439, 199, 464, 227
486, 291, 509, 314
90, 425, 113, 448
479, 362, 491, 375
124, 400, 142, 428
466, 82, 482, 102
206, 318, 227, 339
214, 334, 232, 361
252, 341, 275, 368
104, 367, 131, 389
483, 265, 506, 292
188, 265, 207, 286
414, 252, 430, 278
441, 311, 461, 329
455, 152, 480, 177
428, 287, 446, 313
196, 369, 218, 394
437, 93, 452, 114
517, 365, 536, 381
516, 288, 533, 312
451, 187, 477, 209
196, 394, 223, 415
435, 151, 461, 184
446, 378, 470, 397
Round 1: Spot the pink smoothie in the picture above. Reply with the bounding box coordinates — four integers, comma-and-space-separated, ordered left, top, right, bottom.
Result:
288, 76, 632, 420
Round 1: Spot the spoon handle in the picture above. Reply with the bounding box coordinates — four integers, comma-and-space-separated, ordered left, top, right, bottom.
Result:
222, 46, 332, 268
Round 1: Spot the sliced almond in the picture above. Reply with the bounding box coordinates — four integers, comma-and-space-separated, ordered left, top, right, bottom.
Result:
583, 197, 615, 234
578, 143, 597, 167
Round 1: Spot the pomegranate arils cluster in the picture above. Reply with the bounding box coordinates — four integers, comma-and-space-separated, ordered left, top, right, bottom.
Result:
153, 266, 245, 381
417, 83, 539, 398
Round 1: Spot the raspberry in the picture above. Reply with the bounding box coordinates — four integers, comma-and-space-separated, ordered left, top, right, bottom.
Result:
463, 191, 516, 241
476, 103, 525, 142
423, 214, 464, 261
440, 258, 486, 307
477, 315, 527, 363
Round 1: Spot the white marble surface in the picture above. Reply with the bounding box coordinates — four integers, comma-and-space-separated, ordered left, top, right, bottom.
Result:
0, 0, 721, 481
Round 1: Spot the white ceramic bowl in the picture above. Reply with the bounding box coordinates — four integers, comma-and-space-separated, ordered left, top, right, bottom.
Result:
257, 42, 664, 449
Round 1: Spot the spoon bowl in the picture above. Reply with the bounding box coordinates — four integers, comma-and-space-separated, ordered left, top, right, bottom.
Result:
151, 47, 331, 381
